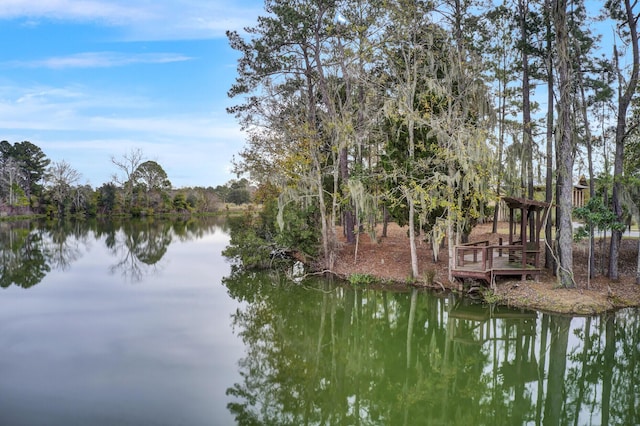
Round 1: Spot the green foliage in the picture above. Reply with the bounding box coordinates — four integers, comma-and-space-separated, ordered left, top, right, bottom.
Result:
227, 188, 251, 205
5, 141, 50, 199
96, 183, 118, 215
132, 160, 171, 191
222, 190, 321, 270
0, 141, 222, 217
274, 201, 320, 260
222, 212, 276, 269
172, 193, 190, 211
574, 197, 626, 242
10, 184, 29, 207
347, 273, 376, 286
481, 288, 504, 305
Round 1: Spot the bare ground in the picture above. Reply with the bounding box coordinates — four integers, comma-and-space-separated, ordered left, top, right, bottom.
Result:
331, 222, 640, 315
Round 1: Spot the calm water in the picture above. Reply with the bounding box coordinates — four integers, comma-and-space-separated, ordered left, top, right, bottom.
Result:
0, 218, 638, 425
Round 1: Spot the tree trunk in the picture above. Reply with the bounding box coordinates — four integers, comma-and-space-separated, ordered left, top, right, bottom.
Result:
341, 146, 355, 244
544, 0, 555, 271
574, 34, 597, 280
636, 235, 640, 284
493, 49, 508, 234
519, 0, 534, 202
382, 205, 389, 238
408, 194, 419, 278
609, 0, 639, 280
554, 0, 574, 288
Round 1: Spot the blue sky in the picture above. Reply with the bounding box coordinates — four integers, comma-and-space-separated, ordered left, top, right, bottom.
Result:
0, 0, 263, 188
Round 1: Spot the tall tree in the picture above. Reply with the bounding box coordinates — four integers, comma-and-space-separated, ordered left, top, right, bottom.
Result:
132, 160, 171, 209
482, 3, 519, 232
554, 0, 575, 288
45, 160, 81, 216
381, 0, 439, 278
111, 148, 145, 213
607, 0, 639, 280
543, 0, 555, 270
571, 3, 615, 280
228, 0, 342, 270
0, 156, 26, 206
382, 1, 493, 280
2, 141, 50, 202
518, 0, 535, 201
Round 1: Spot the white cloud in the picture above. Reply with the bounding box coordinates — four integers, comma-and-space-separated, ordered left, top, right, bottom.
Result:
0, 0, 152, 24
0, 92, 245, 187
5, 52, 192, 69
0, 85, 242, 139
0, 0, 262, 40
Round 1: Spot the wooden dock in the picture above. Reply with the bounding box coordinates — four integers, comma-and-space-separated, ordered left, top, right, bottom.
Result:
451, 240, 542, 287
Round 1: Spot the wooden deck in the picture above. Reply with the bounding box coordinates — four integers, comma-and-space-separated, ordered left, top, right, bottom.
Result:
451, 240, 543, 287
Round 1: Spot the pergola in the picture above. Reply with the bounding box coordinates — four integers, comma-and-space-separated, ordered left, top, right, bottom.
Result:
502, 196, 552, 268
451, 197, 551, 286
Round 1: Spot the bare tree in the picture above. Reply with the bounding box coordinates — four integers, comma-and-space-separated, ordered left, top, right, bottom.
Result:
0, 157, 26, 206
46, 160, 81, 215
111, 148, 145, 212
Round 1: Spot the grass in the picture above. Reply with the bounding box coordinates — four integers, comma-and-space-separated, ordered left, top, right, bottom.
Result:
348, 273, 377, 286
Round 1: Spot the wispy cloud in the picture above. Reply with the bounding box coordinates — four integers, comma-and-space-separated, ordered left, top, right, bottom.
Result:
0, 82, 245, 186
4, 52, 192, 69
0, 83, 241, 138
0, 0, 151, 24
0, 0, 262, 40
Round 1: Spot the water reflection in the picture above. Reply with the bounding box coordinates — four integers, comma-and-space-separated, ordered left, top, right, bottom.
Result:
0, 216, 228, 287
0, 221, 49, 288
104, 219, 173, 281
222, 271, 640, 425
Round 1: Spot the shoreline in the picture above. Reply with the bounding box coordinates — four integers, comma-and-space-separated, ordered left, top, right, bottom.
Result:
331, 223, 640, 316
332, 271, 640, 316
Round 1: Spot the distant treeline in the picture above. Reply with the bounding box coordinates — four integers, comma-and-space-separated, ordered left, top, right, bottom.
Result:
0, 142, 252, 218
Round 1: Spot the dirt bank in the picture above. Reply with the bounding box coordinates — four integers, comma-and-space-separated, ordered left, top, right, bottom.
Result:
331, 222, 640, 315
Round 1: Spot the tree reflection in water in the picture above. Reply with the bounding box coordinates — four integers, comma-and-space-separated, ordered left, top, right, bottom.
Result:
0, 220, 50, 288
105, 219, 173, 282
223, 271, 640, 426
42, 219, 87, 271
0, 217, 227, 287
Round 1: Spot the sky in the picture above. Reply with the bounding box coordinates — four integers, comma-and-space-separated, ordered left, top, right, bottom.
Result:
0, 0, 264, 189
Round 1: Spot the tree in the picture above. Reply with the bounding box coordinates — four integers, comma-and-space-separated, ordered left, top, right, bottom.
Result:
554, 0, 576, 288
227, 179, 251, 205
543, 0, 555, 270
569, 3, 611, 279
574, 197, 626, 287
133, 160, 171, 192
607, 0, 639, 280
96, 183, 118, 215
483, 3, 520, 232
380, 1, 493, 280
45, 160, 82, 216
132, 160, 171, 210
71, 184, 95, 215
227, 0, 342, 270
0, 156, 27, 206
518, 0, 536, 201
1, 140, 50, 204
381, 0, 440, 278
111, 148, 145, 213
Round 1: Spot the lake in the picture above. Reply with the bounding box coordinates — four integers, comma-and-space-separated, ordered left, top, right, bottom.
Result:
0, 217, 638, 425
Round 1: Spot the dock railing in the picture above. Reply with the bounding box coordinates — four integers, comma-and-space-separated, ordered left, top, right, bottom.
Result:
455, 240, 492, 270
455, 241, 535, 272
